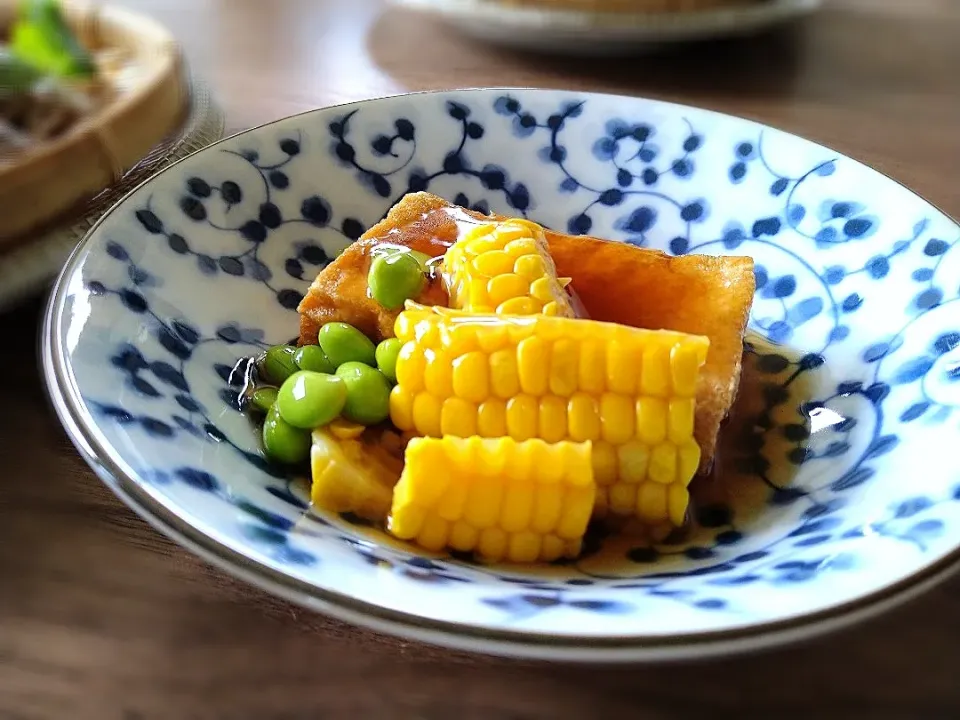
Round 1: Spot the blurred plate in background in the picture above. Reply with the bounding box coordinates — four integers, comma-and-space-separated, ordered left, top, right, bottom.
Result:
393, 0, 822, 56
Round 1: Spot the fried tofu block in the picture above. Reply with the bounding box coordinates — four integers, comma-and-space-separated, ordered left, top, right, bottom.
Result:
297, 236, 450, 345
298, 192, 755, 472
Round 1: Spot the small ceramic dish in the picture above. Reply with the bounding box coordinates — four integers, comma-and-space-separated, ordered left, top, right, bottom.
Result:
43, 88, 960, 662
392, 0, 822, 56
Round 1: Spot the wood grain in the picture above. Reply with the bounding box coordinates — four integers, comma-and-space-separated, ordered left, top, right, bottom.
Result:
1, 1, 958, 718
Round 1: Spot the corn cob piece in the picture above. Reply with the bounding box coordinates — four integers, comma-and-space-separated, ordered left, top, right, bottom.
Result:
442, 219, 576, 318
389, 436, 595, 562
389, 305, 709, 527
310, 424, 405, 523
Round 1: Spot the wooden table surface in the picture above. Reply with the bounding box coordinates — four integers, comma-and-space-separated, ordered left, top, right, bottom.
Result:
2, 1, 959, 717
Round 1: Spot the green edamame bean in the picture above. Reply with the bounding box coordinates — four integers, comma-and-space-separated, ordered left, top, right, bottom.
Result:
260, 345, 298, 385
375, 338, 403, 384
294, 344, 335, 374
249, 386, 279, 414
407, 250, 432, 271
317, 322, 377, 368
276, 370, 347, 429
335, 362, 392, 426
262, 404, 311, 465
368, 251, 426, 311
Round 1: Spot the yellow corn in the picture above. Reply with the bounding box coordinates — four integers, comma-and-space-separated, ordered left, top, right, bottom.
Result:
388, 436, 595, 562
310, 427, 404, 523
442, 219, 576, 318
390, 305, 709, 526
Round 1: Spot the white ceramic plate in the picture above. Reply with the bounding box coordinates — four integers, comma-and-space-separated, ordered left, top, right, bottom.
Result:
393, 0, 822, 56
43, 89, 960, 662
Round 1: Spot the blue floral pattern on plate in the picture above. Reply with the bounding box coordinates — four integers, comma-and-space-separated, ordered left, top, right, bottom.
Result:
43, 89, 960, 661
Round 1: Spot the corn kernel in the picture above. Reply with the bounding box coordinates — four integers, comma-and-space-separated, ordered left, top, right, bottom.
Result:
504, 238, 537, 257
678, 439, 701, 486
476, 399, 507, 438
477, 527, 508, 561
649, 443, 678, 484
608, 483, 637, 516
668, 484, 689, 526
549, 338, 579, 397
540, 535, 566, 562
412, 393, 442, 437
561, 441, 594, 487
530, 276, 556, 304
557, 485, 595, 539
670, 344, 702, 397
453, 351, 489, 403
636, 397, 668, 445
449, 520, 479, 552
489, 349, 521, 399
394, 313, 416, 343
538, 395, 568, 444
463, 476, 504, 529
495, 223, 531, 244
462, 222, 494, 243
445, 323, 478, 356
417, 515, 449, 552
600, 393, 634, 445
568, 393, 601, 442
388, 503, 426, 539
506, 394, 539, 441
606, 339, 637, 395
637, 482, 668, 522
476, 324, 509, 353
389, 385, 415, 431
464, 237, 497, 256
641, 342, 670, 397
414, 318, 440, 348
508, 532, 542, 563
668, 398, 696, 444
532, 487, 563, 533
395, 343, 426, 392
578, 339, 606, 394
327, 419, 365, 440
436, 472, 470, 521
532, 438, 564, 484
618, 441, 650, 484
467, 277, 489, 309
497, 297, 539, 315
505, 437, 537, 481
487, 273, 529, 306
424, 350, 454, 397
591, 440, 619, 486
501, 480, 536, 533
514, 253, 546, 280
440, 397, 477, 438
473, 250, 514, 277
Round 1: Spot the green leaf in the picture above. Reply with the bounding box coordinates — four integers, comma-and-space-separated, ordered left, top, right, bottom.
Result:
11, 0, 96, 79
0, 46, 46, 95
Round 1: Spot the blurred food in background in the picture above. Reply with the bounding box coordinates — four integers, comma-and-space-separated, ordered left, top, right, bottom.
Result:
498, 0, 761, 11
392, 0, 820, 56
0, 0, 185, 242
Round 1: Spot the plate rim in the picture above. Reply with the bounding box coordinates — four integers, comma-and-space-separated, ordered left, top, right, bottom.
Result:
392, 0, 823, 37
41, 87, 960, 662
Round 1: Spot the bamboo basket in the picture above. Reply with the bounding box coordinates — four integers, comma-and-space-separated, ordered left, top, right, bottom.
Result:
0, 1, 186, 244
